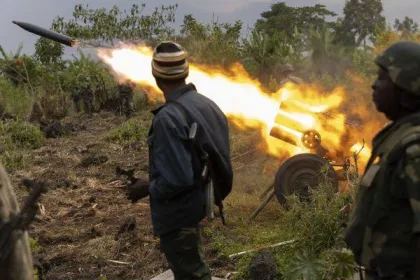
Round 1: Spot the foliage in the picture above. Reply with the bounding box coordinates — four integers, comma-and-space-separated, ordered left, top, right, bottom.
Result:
241, 27, 306, 87
29, 237, 42, 253
373, 25, 420, 55
34, 37, 64, 65
352, 48, 377, 77
285, 250, 327, 280
255, 2, 337, 37
0, 44, 40, 88
0, 77, 33, 118
51, 4, 177, 46
105, 117, 149, 145
340, 0, 386, 47
177, 15, 243, 67
394, 16, 419, 34
0, 119, 44, 172
306, 24, 351, 76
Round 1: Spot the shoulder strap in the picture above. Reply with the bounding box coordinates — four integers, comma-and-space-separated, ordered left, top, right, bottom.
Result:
168, 100, 193, 127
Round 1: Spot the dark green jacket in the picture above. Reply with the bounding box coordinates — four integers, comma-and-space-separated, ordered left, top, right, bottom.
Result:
345, 111, 420, 277
147, 83, 233, 236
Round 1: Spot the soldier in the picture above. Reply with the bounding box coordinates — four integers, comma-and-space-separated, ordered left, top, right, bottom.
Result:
75, 75, 94, 118
0, 161, 34, 280
71, 85, 81, 113
345, 41, 420, 279
278, 64, 303, 86
118, 79, 135, 118
126, 41, 233, 279
81, 77, 94, 118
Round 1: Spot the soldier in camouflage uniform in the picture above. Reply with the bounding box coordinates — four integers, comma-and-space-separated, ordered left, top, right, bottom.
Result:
278, 64, 304, 86
81, 77, 94, 118
0, 161, 34, 280
127, 41, 233, 280
71, 85, 82, 113
118, 80, 135, 118
345, 41, 420, 279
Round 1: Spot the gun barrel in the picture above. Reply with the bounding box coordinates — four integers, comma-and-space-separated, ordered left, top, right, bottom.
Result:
274, 112, 308, 133
269, 125, 302, 147
12, 20, 75, 47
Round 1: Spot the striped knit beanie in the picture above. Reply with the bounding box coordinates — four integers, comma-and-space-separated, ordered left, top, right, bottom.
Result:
152, 41, 189, 80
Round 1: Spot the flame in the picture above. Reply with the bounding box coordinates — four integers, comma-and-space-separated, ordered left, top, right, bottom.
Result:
350, 142, 373, 172
97, 43, 377, 169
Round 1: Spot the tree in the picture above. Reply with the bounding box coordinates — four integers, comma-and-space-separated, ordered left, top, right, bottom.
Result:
34, 37, 64, 65
255, 2, 337, 38
176, 15, 243, 67
0, 44, 39, 88
394, 16, 419, 37
340, 0, 386, 47
241, 28, 304, 87
307, 24, 349, 76
51, 4, 177, 47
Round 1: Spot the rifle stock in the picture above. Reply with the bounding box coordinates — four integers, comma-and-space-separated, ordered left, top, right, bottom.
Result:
0, 180, 47, 263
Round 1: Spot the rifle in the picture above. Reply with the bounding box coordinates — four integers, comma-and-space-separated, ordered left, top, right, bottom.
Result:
0, 179, 47, 263
115, 166, 138, 185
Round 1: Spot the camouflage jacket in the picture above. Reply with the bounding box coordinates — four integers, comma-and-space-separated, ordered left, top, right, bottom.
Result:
345, 111, 420, 277
118, 83, 133, 96
0, 162, 34, 280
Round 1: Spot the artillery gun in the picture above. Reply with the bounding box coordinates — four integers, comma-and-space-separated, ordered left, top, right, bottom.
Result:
250, 99, 363, 219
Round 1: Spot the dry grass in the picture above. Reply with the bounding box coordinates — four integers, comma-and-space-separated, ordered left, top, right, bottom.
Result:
8, 108, 354, 280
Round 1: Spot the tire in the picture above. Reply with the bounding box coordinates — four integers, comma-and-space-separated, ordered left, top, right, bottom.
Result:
274, 153, 338, 205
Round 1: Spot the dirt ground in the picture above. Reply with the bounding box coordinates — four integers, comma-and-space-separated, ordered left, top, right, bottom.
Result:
10, 111, 280, 280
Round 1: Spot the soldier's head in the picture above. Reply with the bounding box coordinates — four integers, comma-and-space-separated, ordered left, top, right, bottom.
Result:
372, 41, 420, 120
282, 64, 294, 75
277, 63, 293, 80
151, 41, 189, 96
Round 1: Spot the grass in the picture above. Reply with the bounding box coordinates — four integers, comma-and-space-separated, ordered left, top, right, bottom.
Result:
0, 118, 45, 172
105, 114, 151, 146
0, 77, 33, 118
201, 149, 357, 279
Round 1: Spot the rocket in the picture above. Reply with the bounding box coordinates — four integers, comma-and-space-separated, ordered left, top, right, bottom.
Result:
12, 20, 76, 47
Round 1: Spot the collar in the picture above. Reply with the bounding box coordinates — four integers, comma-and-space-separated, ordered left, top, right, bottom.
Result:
151, 83, 197, 115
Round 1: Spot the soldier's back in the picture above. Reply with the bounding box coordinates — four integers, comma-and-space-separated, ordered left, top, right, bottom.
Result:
0, 162, 34, 280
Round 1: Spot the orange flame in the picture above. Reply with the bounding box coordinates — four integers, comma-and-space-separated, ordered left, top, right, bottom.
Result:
97, 43, 376, 169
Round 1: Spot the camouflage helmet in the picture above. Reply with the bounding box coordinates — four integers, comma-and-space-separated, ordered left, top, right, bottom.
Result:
281, 64, 294, 73
375, 41, 420, 96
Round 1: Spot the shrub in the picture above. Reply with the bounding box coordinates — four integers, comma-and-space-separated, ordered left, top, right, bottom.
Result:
0, 119, 45, 172
105, 117, 149, 145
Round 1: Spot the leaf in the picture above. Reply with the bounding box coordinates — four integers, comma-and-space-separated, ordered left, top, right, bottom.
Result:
286, 250, 327, 280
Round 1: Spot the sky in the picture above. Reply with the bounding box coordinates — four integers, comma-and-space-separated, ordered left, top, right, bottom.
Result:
1, 0, 419, 56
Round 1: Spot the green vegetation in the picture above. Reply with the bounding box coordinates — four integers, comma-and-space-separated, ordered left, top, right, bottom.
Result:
105, 115, 150, 145
0, 119, 44, 171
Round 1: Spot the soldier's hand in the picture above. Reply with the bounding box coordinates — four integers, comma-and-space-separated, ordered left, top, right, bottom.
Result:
127, 178, 149, 203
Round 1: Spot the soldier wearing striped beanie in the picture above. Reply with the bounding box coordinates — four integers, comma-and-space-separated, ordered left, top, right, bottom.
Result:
128, 41, 233, 280
152, 41, 189, 81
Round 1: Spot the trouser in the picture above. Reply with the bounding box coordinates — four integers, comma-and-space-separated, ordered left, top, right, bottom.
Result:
122, 94, 133, 118
160, 226, 211, 280
82, 95, 93, 117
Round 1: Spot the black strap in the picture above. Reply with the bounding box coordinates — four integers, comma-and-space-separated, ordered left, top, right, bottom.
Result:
169, 101, 226, 225
169, 101, 202, 184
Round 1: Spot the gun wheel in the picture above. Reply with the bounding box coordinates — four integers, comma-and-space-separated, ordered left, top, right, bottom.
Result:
301, 129, 321, 150
274, 153, 338, 205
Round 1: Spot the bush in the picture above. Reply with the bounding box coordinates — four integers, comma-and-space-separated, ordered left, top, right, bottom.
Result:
0, 119, 45, 149
105, 117, 149, 145
0, 119, 45, 172
0, 77, 33, 118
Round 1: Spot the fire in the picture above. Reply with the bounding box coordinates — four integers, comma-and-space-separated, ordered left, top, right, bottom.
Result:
97, 43, 374, 169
